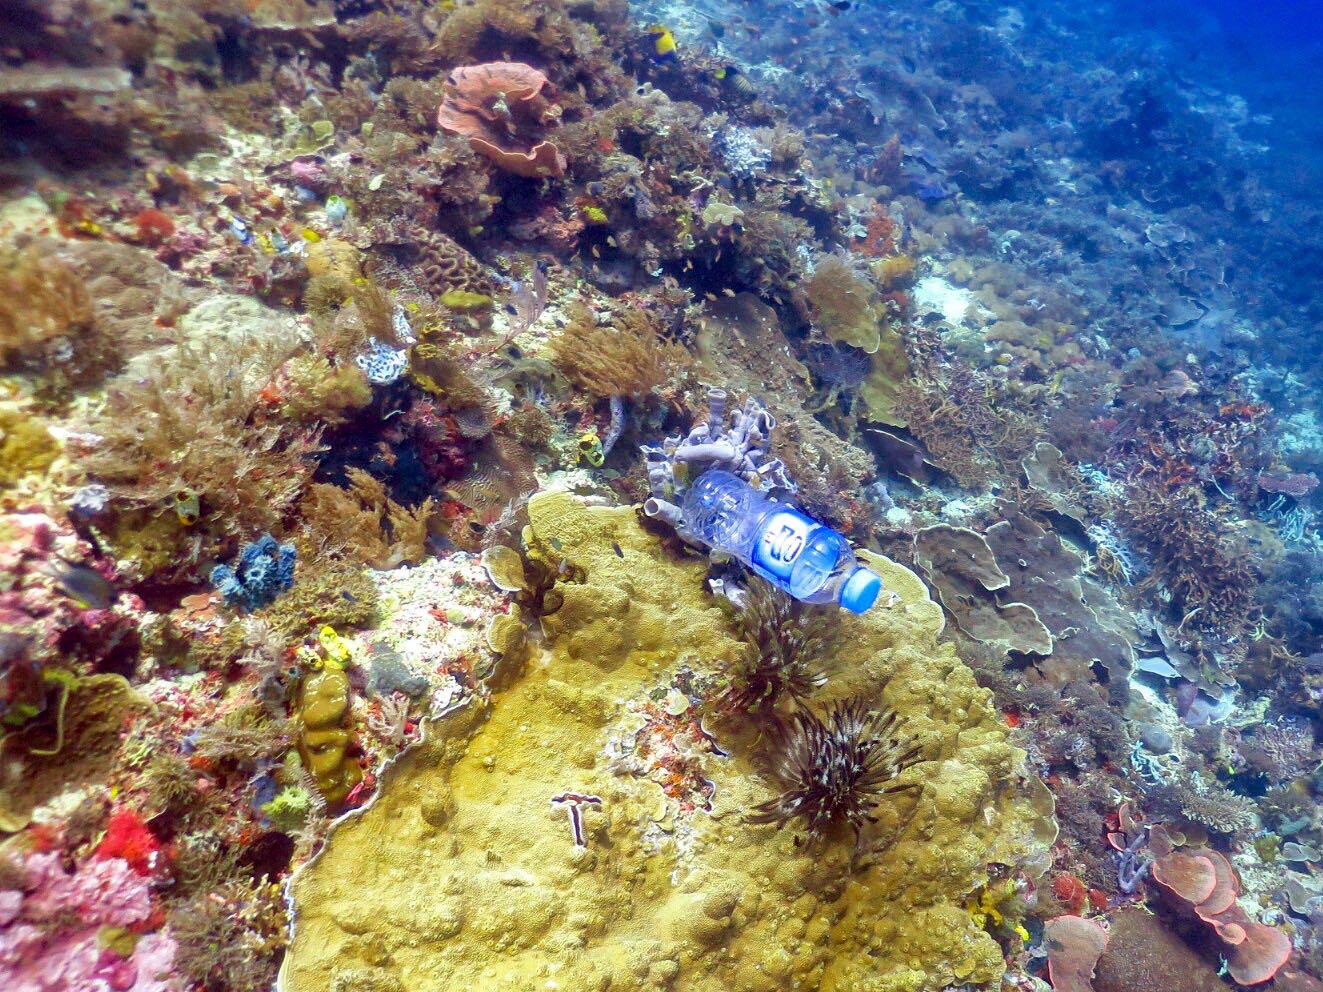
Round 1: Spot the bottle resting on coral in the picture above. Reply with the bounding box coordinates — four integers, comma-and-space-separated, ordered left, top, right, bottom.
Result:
677, 470, 883, 613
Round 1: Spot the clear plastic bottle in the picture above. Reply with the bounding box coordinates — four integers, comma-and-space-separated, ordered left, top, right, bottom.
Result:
679, 469, 883, 613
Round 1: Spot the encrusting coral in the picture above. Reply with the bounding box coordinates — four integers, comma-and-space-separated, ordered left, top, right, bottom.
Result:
281, 491, 1051, 992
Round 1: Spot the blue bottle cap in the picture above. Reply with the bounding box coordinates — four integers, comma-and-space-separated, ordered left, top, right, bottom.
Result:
839, 567, 882, 614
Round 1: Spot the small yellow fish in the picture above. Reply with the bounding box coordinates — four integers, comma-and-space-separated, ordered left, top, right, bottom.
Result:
648, 25, 677, 63
578, 431, 605, 468
172, 489, 200, 526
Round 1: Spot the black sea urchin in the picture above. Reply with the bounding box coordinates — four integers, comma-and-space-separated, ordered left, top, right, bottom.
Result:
749, 700, 923, 845
718, 579, 831, 714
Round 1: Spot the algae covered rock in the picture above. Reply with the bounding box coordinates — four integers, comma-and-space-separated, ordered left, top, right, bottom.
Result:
281, 493, 1049, 992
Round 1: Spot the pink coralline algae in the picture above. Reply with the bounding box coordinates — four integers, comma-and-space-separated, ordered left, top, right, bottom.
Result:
0, 853, 177, 992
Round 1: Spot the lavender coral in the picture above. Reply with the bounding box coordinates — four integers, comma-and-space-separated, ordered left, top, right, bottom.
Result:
642, 386, 796, 529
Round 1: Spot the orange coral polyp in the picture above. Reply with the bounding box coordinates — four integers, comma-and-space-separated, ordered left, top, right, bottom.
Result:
436, 62, 567, 178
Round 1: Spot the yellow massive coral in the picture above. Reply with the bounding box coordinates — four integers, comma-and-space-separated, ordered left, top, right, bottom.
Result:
281, 492, 1049, 992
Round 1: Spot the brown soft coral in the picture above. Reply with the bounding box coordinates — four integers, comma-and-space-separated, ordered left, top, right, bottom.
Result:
548, 300, 689, 399
300, 469, 434, 570
80, 339, 322, 561
0, 241, 108, 391
436, 62, 566, 178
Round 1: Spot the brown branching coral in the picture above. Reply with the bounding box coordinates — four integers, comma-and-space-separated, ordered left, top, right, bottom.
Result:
749, 699, 923, 847
548, 301, 690, 399
81, 338, 322, 550
0, 241, 106, 390
892, 360, 1041, 489
169, 875, 288, 992
301, 469, 434, 570
1120, 483, 1257, 636
717, 579, 830, 715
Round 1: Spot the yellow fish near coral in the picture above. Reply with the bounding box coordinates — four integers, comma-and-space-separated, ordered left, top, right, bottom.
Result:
171, 489, 200, 526
577, 430, 605, 467
647, 25, 678, 63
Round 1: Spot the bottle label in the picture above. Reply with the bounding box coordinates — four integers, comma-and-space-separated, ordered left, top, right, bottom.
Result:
753, 510, 813, 581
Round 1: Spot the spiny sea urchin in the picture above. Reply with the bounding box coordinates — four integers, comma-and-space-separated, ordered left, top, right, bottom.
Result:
718, 578, 831, 714
749, 700, 923, 845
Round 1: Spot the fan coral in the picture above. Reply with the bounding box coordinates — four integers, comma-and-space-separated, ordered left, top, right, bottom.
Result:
436, 62, 567, 178
748, 700, 923, 846
804, 254, 884, 353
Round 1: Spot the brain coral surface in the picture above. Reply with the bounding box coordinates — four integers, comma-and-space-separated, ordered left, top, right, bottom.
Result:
281, 492, 1046, 992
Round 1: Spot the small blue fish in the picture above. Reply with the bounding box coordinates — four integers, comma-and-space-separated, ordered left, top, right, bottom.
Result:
229, 216, 255, 245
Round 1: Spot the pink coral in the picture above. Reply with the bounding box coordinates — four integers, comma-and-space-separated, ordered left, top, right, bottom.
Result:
436, 63, 567, 178
19, 852, 152, 927
1150, 847, 1292, 985
1045, 915, 1108, 992
0, 853, 176, 992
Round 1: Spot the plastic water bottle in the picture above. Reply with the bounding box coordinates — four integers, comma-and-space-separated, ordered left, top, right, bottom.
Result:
679, 470, 883, 613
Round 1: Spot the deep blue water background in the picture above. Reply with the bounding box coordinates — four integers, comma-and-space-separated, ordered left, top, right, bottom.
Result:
1110, 0, 1323, 183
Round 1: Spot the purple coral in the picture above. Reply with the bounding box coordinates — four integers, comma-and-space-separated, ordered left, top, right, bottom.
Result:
642, 387, 795, 528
